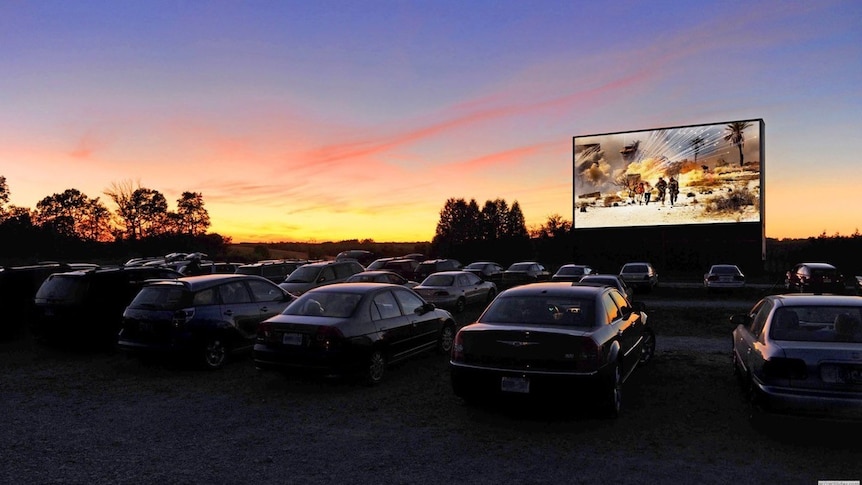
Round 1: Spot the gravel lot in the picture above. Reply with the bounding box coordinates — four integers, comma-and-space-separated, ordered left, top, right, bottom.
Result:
2, 289, 862, 485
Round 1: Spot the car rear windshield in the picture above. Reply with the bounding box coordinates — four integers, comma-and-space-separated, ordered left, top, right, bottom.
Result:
283, 292, 362, 318
770, 306, 862, 343
423, 274, 454, 286
127, 285, 188, 311
558, 267, 584, 275
622, 264, 648, 273
35, 275, 88, 304
712, 266, 739, 274
480, 296, 595, 327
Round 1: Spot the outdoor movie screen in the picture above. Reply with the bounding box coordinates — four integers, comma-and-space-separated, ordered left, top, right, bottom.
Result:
572, 119, 764, 230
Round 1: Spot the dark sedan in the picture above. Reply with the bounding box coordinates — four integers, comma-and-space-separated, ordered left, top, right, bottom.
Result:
551, 264, 595, 282
253, 283, 457, 385
450, 283, 655, 417
463, 261, 505, 283
576, 274, 634, 300
732, 294, 862, 420
501, 262, 550, 287
785, 262, 845, 294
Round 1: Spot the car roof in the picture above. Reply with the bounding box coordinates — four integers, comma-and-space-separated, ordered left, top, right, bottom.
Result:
497, 282, 610, 298
145, 273, 269, 291
795, 262, 838, 269
304, 282, 403, 295
769, 294, 861, 306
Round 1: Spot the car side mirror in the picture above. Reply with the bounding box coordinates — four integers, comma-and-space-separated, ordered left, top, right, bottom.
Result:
730, 314, 751, 327
417, 302, 435, 314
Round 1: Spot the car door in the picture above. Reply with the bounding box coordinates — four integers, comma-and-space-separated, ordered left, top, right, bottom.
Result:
734, 299, 772, 378
216, 280, 260, 343
460, 272, 484, 304
601, 290, 640, 377
392, 287, 440, 353
609, 289, 645, 362
246, 278, 292, 321
369, 288, 414, 361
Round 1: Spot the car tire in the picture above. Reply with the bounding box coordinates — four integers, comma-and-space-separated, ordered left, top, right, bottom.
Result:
363, 350, 386, 386
437, 323, 455, 354
601, 361, 622, 418
454, 297, 466, 313
200, 337, 228, 370
639, 328, 656, 364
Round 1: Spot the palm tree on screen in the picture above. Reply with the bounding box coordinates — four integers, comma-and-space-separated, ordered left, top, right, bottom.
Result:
723, 121, 752, 167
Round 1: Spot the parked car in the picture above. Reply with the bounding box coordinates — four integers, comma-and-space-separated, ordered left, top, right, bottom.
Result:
117, 274, 295, 369
785, 262, 845, 294
177, 261, 240, 275
450, 282, 655, 417
551, 264, 595, 282
703, 264, 746, 292
366, 257, 396, 270
279, 260, 365, 296
501, 262, 550, 286
0, 262, 76, 338
253, 283, 457, 385
856, 276, 862, 296
619, 262, 658, 292
335, 250, 376, 267
32, 266, 182, 346
235, 260, 308, 283
413, 259, 462, 282
463, 261, 505, 283
575, 274, 634, 300
380, 258, 420, 280
412, 271, 497, 313
345, 270, 418, 288
731, 294, 862, 419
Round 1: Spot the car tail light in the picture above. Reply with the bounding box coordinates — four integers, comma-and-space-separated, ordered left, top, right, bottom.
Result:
257, 320, 273, 340
762, 357, 807, 381
451, 331, 464, 362
575, 339, 601, 371
315, 326, 344, 351
707, 275, 719, 282
172, 308, 195, 328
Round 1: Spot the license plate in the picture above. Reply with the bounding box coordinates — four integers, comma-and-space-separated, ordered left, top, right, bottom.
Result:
282, 333, 303, 346
501, 376, 530, 393
821, 364, 862, 384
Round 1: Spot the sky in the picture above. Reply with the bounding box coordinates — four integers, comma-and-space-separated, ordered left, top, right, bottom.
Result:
1, 0, 860, 243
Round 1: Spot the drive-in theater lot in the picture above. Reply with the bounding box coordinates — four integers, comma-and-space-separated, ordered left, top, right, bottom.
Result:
2, 284, 861, 484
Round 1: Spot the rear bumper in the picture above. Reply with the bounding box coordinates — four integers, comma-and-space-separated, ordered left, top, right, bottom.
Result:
754, 381, 862, 419
450, 362, 604, 399
253, 343, 361, 375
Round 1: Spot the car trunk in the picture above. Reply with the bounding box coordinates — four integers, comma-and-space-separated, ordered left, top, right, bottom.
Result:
779, 341, 862, 391
458, 325, 597, 372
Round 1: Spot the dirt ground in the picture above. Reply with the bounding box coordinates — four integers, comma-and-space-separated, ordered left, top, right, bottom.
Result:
2, 291, 861, 484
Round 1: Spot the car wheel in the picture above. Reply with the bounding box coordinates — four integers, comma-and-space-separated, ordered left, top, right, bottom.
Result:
639, 329, 656, 364
437, 323, 455, 354
200, 337, 228, 370
454, 297, 466, 313
363, 350, 386, 386
602, 362, 622, 418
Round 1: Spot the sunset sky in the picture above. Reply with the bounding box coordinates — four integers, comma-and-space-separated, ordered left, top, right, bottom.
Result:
2, 1, 860, 243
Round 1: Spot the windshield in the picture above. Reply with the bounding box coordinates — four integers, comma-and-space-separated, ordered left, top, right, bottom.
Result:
128, 286, 187, 310
422, 274, 455, 286
558, 267, 584, 276
285, 266, 321, 283
480, 296, 595, 327
622, 264, 648, 273
770, 306, 862, 343
283, 292, 362, 318
35, 275, 88, 303
507, 263, 532, 271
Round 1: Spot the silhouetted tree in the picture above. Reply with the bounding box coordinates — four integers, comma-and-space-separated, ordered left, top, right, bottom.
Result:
175, 191, 211, 236
33, 189, 112, 241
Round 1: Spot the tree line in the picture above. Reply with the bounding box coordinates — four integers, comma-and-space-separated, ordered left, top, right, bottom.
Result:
0, 175, 226, 264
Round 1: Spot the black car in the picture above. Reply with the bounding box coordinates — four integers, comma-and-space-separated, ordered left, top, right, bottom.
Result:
254, 283, 456, 384
32, 266, 182, 346
463, 261, 505, 282
235, 259, 308, 283
118, 274, 295, 369
450, 282, 654, 417
0, 262, 77, 338
414, 259, 462, 282
551, 264, 595, 282
785, 262, 845, 294
501, 261, 550, 286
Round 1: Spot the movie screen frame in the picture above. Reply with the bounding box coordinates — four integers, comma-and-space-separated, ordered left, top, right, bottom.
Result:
572, 119, 764, 230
